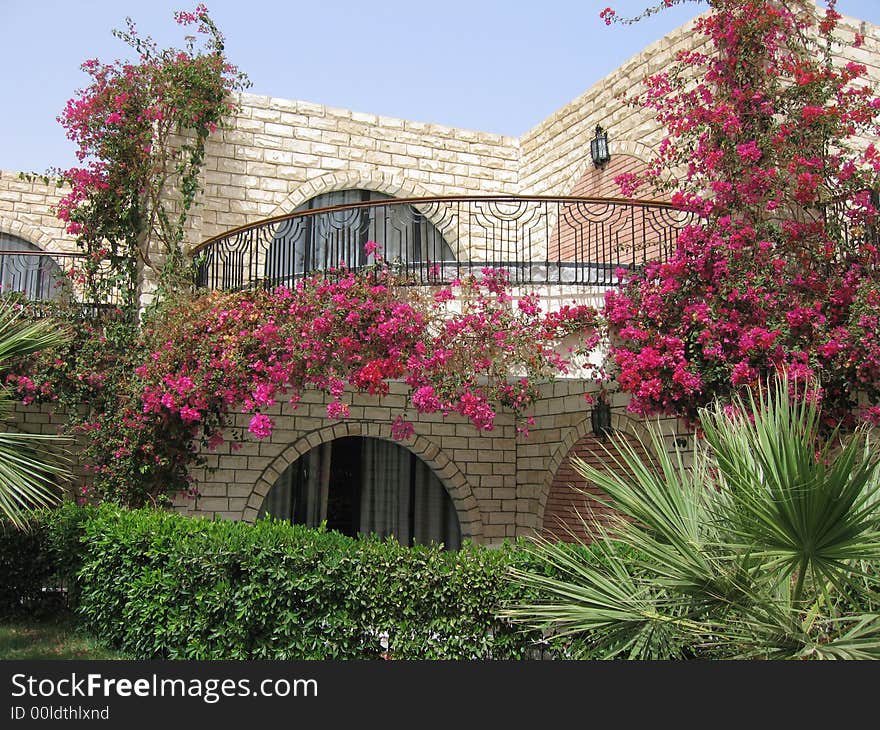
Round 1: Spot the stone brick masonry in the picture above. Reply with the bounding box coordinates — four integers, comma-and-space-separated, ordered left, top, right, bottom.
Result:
175, 381, 690, 544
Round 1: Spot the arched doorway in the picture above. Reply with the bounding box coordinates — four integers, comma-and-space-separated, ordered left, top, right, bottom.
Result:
258, 435, 462, 549
266, 189, 456, 286
542, 432, 654, 544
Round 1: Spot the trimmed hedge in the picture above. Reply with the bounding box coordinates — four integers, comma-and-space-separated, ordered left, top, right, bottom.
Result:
1, 504, 595, 659
0, 502, 93, 615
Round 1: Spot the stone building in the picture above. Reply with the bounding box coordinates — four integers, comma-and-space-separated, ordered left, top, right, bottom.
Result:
3, 11, 879, 545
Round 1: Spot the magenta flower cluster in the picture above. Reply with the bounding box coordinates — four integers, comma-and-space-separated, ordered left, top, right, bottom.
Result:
602, 0, 880, 428
54, 4, 249, 301
134, 260, 594, 446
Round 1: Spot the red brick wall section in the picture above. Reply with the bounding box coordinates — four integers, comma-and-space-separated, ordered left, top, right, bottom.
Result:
541, 432, 653, 544
549, 154, 673, 266
569, 154, 649, 200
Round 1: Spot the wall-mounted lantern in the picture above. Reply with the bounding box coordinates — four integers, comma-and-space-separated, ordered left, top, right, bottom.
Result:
590, 124, 611, 168
591, 399, 613, 439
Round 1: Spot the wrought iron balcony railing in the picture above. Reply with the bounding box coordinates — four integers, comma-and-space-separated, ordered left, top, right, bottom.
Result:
0, 249, 132, 316
193, 196, 697, 291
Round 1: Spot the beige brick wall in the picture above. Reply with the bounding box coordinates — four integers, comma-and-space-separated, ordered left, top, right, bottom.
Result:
4, 11, 879, 256
174, 381, 513, 542
191, 96, 521, 247
0, 171, 77, 253
837, 12, 880, 152
517, 17, 710, 199
8, 378, 692, 545
519, 10, 880, 199
168, 378, 692, 545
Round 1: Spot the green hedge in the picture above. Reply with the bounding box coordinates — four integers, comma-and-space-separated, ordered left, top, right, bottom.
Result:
0, 502, 92, 615
1, 504, 596, 659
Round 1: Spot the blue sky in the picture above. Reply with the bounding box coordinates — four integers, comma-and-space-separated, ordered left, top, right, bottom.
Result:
3, 1, 880, 173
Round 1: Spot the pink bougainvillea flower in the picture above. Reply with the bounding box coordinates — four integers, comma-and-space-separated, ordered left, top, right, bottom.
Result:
247, 413, 273, 439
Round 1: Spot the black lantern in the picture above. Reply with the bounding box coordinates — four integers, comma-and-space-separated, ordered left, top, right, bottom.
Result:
590, 124, 611, 168
591, 399, 612, 439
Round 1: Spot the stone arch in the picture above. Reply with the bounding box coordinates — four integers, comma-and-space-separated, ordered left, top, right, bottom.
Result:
241, 421, 484, 541
266, 173, 462, 258
0, 217, 74, 302
535, 409, 653, 534
0, 216, 58, 252
269, 172, 434, 219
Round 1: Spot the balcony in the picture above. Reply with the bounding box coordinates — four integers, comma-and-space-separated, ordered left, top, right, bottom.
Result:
193, 195, 697, 292
0, 249, 132, 317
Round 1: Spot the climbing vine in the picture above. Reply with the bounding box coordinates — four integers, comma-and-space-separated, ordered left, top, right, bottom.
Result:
55, 4, 249, 304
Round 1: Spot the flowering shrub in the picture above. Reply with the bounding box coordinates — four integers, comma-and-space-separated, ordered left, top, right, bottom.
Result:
5, 304, 150, 504
601, 0, 880, 426
12, 254, 596, 505
54, 4, 249, 301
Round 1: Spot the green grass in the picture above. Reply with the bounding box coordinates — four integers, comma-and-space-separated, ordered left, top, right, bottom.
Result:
0, 611, 128, 660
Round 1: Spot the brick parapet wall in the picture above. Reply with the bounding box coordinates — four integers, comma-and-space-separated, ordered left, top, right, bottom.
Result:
8, 376, 693, 546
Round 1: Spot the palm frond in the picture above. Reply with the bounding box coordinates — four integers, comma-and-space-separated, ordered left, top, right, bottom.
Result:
0, 305, 71, 365
0, 302, 72, 528
504, 374, 880, 659
0, 431, 70, 529
505, 532, 698, 659
701, 376, 880, 600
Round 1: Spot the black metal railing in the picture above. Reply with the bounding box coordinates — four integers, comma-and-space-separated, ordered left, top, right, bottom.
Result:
193, 196, 697, 291
0, 250, 132, 316
819, 194, 880, 254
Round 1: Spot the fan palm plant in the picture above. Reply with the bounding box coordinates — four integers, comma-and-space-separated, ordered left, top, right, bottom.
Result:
0, 302, 71, 528
505, 376, 880, 659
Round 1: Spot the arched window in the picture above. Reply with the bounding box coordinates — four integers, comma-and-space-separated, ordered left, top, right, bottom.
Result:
0, 233, 65, 301
266, 189, 455, 287
258, 436, 462, 550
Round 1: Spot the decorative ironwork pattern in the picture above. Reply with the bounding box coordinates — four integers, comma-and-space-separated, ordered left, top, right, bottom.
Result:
820, 194, 880, 256
0, 250, 131, 314
193, 196, 698, 291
